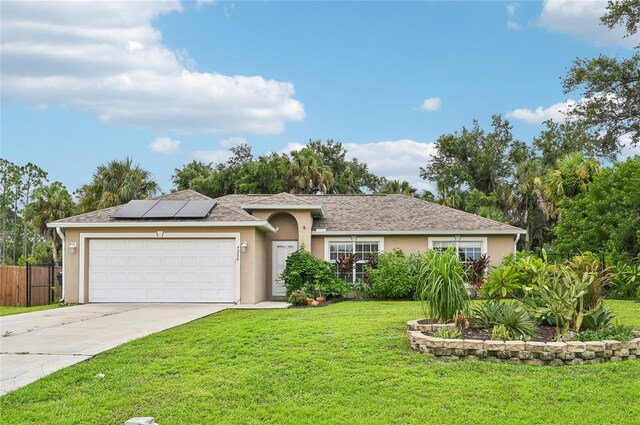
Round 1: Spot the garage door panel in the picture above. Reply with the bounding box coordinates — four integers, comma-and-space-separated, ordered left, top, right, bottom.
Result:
89, 238, 237, 303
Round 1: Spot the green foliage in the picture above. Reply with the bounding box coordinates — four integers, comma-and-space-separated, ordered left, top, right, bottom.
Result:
576, 325, 635, 342
378, 180, 417, 196
284, 148, 335, 194
491, 324, 511, 341
287, 291, 308, 306
608, 260, 640, 299
433, 326, 462, 339
482, 264, 521, 298
417, 248, 469, 322
472, 301, 536, 341
365, 250, 418, 299
581, 304, 615, 331
567, 252, 609, 310
281, 249, 347, 298
526, 265, 595, 338
553, 158, 640, 258
76, 157, 159, 213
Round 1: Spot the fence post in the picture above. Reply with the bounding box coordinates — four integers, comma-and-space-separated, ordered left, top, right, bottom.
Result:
26, 261, 30, 307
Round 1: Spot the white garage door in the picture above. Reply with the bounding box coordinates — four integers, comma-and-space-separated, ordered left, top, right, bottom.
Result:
88, 239, 237, 303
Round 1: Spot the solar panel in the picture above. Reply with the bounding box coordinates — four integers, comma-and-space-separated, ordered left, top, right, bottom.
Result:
174, 200, 217, 218
142, 200, 188, 218
111, 200, 158, 219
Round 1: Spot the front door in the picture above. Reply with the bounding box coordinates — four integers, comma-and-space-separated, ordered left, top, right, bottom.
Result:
272, 241, 298, 297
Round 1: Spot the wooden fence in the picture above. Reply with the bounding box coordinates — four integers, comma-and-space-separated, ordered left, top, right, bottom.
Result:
0, 265, 61, 307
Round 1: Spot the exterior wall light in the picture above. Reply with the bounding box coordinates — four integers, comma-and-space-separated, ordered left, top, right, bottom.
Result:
241, 240, 248, 252
69, 241, 77, 253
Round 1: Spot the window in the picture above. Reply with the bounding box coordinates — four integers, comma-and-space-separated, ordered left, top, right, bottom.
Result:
327, 238, 383, 283
430, 238, 486, 262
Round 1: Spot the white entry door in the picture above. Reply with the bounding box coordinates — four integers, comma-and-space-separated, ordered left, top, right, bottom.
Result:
272, 241, 298, 296
88, 238, 237, 303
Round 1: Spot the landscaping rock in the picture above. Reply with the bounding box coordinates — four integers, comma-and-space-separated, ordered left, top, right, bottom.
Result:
579, 351, 596, 360
505, 341, 525, 351
585, 341, 605, 352
526, 341, 546, 353
546, 342, 567, 353
566, 341, 586, 352
484, 340, 505, 350
463, 339, 484, 350
443, 339, 464, 349
603, 340, 622, 351
614, 349, 630, 357
518, 351, 533, 360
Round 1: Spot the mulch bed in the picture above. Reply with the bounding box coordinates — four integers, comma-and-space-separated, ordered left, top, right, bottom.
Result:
419, 319, 559, 342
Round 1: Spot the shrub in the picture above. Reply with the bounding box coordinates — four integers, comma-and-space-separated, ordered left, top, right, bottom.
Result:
433, 326, 462, 339
482, 264, 521, 298
287, 291, 308, 306
567, 253, 610, 310
281, 249, 347, 298
417, 248, 469, 322
365, 249, 417, 299
472, 301, 535, 341
607, 260, 640, 300
575, 325, 635, 342
491, 324, 511, 341
581, 304, 615, 330
467, 254, 490, 288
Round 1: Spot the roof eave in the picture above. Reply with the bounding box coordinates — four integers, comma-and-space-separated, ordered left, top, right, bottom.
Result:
311, 229, 526, 236
47, 220, 277, 233
241, 204, 325, 218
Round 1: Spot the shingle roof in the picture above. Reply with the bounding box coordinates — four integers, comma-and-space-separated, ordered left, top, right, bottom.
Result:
217, 193, 524, 233
50, 190, 524, 234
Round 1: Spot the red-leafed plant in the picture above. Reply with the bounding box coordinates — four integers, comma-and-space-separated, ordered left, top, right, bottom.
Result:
468, 254, 490, 289
336, 253, 356, 279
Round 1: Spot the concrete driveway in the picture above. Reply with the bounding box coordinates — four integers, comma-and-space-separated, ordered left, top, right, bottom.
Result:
0, 303, 230, 395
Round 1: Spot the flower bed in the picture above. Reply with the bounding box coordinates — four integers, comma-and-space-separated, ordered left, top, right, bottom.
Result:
407, 320, 640, 365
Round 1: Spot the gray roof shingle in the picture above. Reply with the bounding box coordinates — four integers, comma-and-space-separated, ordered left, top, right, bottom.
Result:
50, 191, 524, 234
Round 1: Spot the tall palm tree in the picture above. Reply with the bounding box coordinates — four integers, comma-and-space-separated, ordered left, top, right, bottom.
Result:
545, 152, 600, 201
284, 148, 335, 194
27, 182, 75, 263
77, 158, 160, 212
508, 159, 549, 250
379, 179, 417, 196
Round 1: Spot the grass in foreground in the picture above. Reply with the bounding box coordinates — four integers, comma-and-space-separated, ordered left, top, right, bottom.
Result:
1, 301, 639, 424
0, 303, 62, 317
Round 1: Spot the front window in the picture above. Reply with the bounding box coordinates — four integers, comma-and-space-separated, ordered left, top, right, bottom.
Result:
431, 239, 484, 262
328, 240, 381, 283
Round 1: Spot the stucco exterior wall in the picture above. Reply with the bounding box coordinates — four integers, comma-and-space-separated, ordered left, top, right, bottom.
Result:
61, 226, 262, 304
252, 210, 313, 250
487, 234, 516, 265
259, 212, 299, 299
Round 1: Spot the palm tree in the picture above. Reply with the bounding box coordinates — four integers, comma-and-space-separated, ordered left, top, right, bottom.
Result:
509, 159, 549, 250
284, 148, 334, 194
77, 158, 160, 212
546, 152, 600, 201
379, 180, 417, 196
26, 182, 75, 263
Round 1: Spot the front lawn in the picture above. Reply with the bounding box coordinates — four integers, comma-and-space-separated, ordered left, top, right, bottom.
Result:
0, 303, 63, 317
1, 301, 639, 424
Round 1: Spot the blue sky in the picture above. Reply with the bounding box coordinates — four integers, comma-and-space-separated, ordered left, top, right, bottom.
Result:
1, 0, 638, 194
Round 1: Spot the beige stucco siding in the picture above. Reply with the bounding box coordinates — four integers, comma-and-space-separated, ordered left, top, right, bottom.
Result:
486, 234, 516, 265
62, 226, 262, 304
311, 234, 515, 265
252, 210, 313, 250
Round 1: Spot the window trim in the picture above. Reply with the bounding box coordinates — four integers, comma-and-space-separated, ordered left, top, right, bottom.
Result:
324, 237, 384, 283
427, 236, 487, 260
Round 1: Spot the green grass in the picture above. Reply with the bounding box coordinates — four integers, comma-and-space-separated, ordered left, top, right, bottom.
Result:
1, 301, 639, 424
0, 303, 62, 317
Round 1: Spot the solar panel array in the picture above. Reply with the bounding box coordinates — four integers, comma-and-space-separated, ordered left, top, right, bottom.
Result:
111, 199, 216, 219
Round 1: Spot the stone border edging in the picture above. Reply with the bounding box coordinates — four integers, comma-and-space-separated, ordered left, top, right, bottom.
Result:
407, 320, 640, 366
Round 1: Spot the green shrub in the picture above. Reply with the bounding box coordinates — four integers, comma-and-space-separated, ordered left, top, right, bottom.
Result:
281, 249, 347, 298
365, 249, 417, 299
472, 301, 535, 341
607, 261, 640, 300
433, 326, 462, 339
287, 291, 308, 306
581, 304, 615, 330
482, 264, 521, 298
491, 324, 511, 341
575, 325, 635, 342
417, 248, 469, 322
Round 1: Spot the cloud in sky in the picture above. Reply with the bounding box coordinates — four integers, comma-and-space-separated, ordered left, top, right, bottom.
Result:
536, 0, 639, 48
419, 97, 441, 112
0, 1, 304, 135
506, 3, 521, 30
507, 99, 576, 124
149, 136, 181, 154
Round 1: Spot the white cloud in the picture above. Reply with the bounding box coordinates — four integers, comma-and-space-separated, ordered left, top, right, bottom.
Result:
536, 0, 639, 48
192, 149, 232, 164
507, 3, 521, 30
619, 134, 640, 159
149, 136, 181, 154
0, 1, 304, 135
278, 142, 305, 155
344, 140, 437, 192
419, 97, 441, 112
219, 137, 248, 149
507, 99, 576, 124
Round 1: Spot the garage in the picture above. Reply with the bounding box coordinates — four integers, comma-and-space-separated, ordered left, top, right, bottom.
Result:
88, 238, 237, 303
